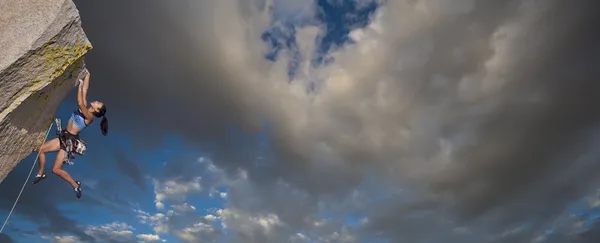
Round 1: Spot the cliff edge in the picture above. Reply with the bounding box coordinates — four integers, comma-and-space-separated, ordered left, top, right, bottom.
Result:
0, 0, 92, 184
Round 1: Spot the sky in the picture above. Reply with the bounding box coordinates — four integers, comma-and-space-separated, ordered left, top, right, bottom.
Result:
1, 0, 600, 242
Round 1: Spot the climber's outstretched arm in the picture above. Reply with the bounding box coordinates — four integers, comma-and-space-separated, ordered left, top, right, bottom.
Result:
76, 70, 94, 121
77, 70, 89, 110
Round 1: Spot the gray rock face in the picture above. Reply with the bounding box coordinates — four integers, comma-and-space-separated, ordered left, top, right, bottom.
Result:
0, 0, 92, 184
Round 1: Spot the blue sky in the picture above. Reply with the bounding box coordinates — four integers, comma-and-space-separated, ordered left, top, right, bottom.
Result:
3, 0, 600, 242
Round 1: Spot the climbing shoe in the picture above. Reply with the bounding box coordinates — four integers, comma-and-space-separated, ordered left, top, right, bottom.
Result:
74, 181, 82, 199
32, 173, 46, 185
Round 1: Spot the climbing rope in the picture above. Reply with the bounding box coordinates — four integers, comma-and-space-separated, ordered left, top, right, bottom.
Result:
0, 122, 54, 234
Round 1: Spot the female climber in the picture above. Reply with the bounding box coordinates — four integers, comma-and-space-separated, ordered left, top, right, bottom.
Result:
31, 69, 108, 199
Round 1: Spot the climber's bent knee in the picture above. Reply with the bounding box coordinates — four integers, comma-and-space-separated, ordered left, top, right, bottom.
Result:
51, 168, 60, 175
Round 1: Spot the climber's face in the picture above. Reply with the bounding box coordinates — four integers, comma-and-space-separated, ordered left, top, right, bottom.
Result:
91, 101, 104, 112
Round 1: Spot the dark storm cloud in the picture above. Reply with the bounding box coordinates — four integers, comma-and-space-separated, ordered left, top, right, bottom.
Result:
430, 0, 600, 224
70, 0, 600, 242
362, 0, 600, 240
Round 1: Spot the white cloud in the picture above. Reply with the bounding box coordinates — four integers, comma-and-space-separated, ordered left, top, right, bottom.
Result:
289, 232, 310, 242
136, 206, 224, 242
42, 222, 160, 243
134, 158, 233, 242
136, 233, 164, 242
83, 222, 135, 241
176, 222, 219, 242
153, 177, 202, 210
204, 214, 218, 221
318, 229, 357, 243
135, 209, 170, 235
217, 208, 284, 235
44, 235, 79, 243
155, 201, 165, 210
172, 203, 197, 212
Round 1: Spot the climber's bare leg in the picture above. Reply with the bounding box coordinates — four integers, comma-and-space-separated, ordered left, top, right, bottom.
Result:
32, 138, 60, 184
36, 138, 60, 175
52, 150, 78, 188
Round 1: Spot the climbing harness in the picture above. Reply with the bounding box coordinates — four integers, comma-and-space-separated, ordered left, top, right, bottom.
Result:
0, 122, 54, 234
54, 117, 73, 165
54, 117, 86, 166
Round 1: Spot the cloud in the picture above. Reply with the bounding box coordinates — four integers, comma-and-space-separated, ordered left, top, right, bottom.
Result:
42, 221, 159, 243
44, 235, 80, 243
83, 222, 134, 242
136, 233, 163, 242
135, 205, 224, 243
204, 214, 218, 221
171, 203, 196, 213
175, 222, 220, 243
73, 0, 600, 242
134, 172, 226, 242
152, 177, 202, 210
135, 210, 170, 236
136, 157, 368, 242
218, 208, 284, 236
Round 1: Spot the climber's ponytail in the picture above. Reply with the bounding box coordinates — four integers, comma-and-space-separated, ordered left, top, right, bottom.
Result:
100, 115, 108, 136
94, 103, 108, 136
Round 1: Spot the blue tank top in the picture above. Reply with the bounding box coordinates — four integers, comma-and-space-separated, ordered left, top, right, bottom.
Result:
70, 109, 88, 130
